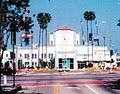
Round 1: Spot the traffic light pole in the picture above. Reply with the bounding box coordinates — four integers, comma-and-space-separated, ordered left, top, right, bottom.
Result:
11, 31, 16, 87
13, 43, 15, 87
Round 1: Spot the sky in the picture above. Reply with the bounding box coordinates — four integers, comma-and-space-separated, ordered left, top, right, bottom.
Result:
12, 0, 120, 52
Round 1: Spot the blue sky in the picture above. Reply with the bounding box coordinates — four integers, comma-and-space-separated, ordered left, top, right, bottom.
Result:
13, 0, 120, 51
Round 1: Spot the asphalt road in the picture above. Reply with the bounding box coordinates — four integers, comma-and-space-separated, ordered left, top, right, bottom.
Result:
1, 71, 120, 94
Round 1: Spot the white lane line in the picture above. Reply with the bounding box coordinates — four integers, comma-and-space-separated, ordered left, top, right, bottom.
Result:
85, 85, 100, 94
67, 87, 81, 90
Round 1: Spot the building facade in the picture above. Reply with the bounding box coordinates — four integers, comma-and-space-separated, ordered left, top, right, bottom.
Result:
2, 28, 113, 70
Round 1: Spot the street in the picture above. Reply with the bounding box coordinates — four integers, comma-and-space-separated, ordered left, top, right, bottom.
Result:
1, 71, 120, 94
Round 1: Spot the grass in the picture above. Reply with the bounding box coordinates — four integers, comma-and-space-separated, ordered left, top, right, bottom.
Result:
85, 67, 98, 71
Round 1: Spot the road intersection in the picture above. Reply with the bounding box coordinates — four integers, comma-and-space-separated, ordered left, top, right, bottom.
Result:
2, 70, 120, 94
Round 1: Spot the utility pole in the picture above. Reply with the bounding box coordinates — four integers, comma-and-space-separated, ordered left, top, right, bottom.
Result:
109, 24, 113, 73
10, 22, 16, 87
103, 37, 106, 66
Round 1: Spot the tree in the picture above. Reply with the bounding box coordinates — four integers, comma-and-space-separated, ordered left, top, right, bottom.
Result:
0, 0, 34, 90
83, 11, 96, 64
37, 13, 44, 64
84, 11, 96, 42
84, 11, 89, 46
88, 11, 96, 63
2, 61, 15, 76
50, 58, 55, 69
37, 13, 51, 67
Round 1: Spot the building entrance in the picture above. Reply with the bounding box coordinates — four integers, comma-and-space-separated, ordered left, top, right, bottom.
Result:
58, 58, 74, 69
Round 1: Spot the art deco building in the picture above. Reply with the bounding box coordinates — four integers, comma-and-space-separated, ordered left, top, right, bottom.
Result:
2, 28, 114, 70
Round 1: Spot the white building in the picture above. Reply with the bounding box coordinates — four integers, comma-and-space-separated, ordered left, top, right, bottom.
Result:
2, 28, 112, 70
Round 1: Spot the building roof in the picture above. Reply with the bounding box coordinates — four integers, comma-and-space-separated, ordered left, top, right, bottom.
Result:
54, 28, 74, 32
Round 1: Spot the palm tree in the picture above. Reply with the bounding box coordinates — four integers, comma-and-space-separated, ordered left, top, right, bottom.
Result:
84, 11, 89, 44
84, 11, 96, 42
37, 13, 44, 66
44, 13, 51, 66
84, 11, 90, 65
83, 11, 96, 64
89, 11, 96, 63
37, 13, 51, 67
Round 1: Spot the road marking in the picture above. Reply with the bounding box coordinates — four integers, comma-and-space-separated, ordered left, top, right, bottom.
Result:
53, 85, 59, 94
67, 87, 81, 89
85, 85, 100, 94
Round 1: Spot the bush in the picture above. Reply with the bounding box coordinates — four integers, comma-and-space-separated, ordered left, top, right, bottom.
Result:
85, 67, 97, 71
2, 68, 16, 76
87, 63, 93, 67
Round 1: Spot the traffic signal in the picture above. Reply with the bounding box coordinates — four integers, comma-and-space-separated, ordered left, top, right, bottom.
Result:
89, 33, 92, 41
11, 31, 16, 45
110, 50, 113, 56
10, 22, 16, 45
10, 52, 15, 59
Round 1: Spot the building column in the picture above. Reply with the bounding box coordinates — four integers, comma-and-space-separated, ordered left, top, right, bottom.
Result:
74, 50, 78, 70
55, 51, 59, 69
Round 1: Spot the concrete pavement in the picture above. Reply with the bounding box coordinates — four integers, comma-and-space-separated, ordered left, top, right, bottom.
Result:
16, 68, 120, 76
3, 69, 120, 94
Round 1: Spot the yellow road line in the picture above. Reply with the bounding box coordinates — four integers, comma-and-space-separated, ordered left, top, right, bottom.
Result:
53, 85, 59, 94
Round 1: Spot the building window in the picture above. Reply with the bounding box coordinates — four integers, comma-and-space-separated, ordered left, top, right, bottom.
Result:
6, 54, 8, 57
25, 62, 29, 68
51, 53, 53, 58
24, 54, 27, 59
32, 62, 34, 67
48, 53, 51, 58
41, 53, 43, 58
32, 54, 37, 59
20, 54, 22, 57
51, 41, 53, 45
35, 54, 37, 59
69, 58, 74, 69
32, 54, 34, 59
44, 54, 46, 58
58, 58, 63, 68
48, 53, 53, 58
25, 54, 29, 59
77, 40, 79, 45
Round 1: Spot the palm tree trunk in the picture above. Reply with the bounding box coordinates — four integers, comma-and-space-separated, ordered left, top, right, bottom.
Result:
38, 28, 41, 67
45, 28, 48, 66
86, 20, 89, 65
91, 21, 93, 63
31, 32, 33, 68
42, 29, 44, 60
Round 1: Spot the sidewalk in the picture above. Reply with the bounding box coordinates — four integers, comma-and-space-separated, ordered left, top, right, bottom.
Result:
16, 68, 120, 76
1, 84, 22, 94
